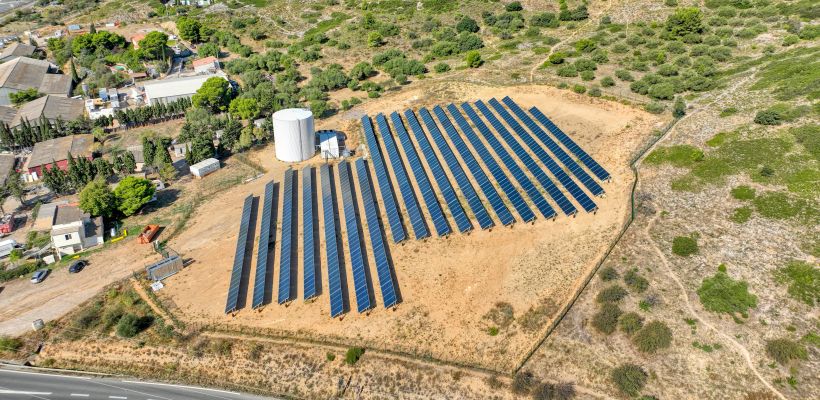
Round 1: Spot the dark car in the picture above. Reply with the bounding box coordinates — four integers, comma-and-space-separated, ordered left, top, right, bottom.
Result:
68, 260, 88, 274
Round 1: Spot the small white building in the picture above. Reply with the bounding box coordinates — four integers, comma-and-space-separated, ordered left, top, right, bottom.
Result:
141, 73, 226, 105
192, 56, 220, 74
172, 142, 190, 158
318, 130, 340, 159
189, 158, 220, 178
50, 204, 104, 260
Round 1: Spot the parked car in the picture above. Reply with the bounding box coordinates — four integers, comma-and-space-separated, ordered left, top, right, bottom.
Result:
30, 269, 49, 284
68, 260, 88, 273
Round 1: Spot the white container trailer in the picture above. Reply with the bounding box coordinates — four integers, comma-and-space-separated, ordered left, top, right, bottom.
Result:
189, 158, 220, 178
273, 108, 315, 162
0, 239, 19, 258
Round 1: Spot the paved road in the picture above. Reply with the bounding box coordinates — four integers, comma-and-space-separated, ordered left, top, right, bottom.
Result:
0, 368, 275, 400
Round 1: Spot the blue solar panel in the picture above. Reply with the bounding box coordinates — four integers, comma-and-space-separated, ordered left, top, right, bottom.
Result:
389, 112, 451, 237
355, 158, 399, 308
302, 166, 318, 300
361, 116, 406, 243
321, 164, 344, 317
458, 103, 551, 221
475, 100, 571, 217
404, 109, 477, 232
225, 194, 254, 314
375, 114, 429, 240
443, 104, 528, 224
278, 169, 295, 304
502, 97, 605, 198
252, 181, 274, 309
528, 106, 611, 181
488, 98, 596, 213
338, 160, 372, 313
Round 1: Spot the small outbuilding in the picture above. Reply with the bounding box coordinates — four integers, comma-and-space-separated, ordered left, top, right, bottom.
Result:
189, 158, 220, 178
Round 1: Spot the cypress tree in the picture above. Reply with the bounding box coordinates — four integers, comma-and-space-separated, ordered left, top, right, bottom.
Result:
142, 135, 156, 167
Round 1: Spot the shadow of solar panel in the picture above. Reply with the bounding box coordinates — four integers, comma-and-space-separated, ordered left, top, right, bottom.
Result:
355, 158, 399, 308
278, 169, 295, 304
338, 160, 372, 313
252, 181, 274, 309
361, 116, 406, 243
302, 166, 318, 300
447, 103, 543, 222
389, 112, 451, 237
443, 104, 530, 224
321, 164, 345, 318
502, 97, 605, 198
375, 114, 429, 240
528, 106, 611, 181
404, 109, 477, 232
488, 98, 595, 213
225, 194, 254, 314
470, 101, 560, 218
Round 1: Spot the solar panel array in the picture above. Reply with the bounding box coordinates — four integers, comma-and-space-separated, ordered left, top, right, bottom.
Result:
361, 116, 406, 243
412, 108, 487, 231
252, 181, 275, 309
302, 166, 318, 300
355, 158, 399, 308
528, 106, 611, 181
226, 97, 610, 318
338, 160, 372, 313
225, 194, 254, 314
375, 114, 429, 240
321, 164, 345, 317
278, 169, 295, 304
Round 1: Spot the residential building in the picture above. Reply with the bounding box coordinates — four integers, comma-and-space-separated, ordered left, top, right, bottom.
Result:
192, 56, 219, 74
9, 95, 84, 129
50, 204, 103, 259
141, 73, 226, 105
130, 33, 147, 49
0, 42, 36, 63
0, 57, 72, 106
25, 134, 94, 180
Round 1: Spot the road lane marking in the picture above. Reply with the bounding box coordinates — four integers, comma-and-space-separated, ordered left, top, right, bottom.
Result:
109, 396, 127, 399
70, 394, 90, 397
0, 369, 91, 380
120, 380, 240, 395
0, 390, 53, 395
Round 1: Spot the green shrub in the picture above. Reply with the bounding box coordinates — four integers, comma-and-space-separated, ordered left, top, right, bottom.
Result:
345, 347, 365, 365
730, 207, 753, 223
116, 313, 153, 338
672, 236, 698, 256
326, 352, 336, 361
572, 84, 586, 94
601, 76, 615, 87
548, 52, 566, 64
619, 312, 645, 335
624, 268, 649, 292
615, 69, 634, 81
766, 339, 807, 365
589, 86, 602, 97
434, 62, 450, 73
731, 185, 756, 200
592, 303, 622, 334
0, 336, 23, 352
600, 267, 619, 281
645, 101, 665, 114
556, 65, 578, 77
697, 268, 758, 319
632, 321, 673, 353
597, 285, 629, 303
754, 109, 782, 125
774, 261, 818, 307
611, 364, 647, 397
580, 70, 595, 81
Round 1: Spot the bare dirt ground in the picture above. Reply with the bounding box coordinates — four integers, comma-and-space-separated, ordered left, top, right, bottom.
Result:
159, 81, 664, 371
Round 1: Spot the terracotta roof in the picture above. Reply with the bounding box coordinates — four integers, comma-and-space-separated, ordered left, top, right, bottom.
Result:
28, 134, 94, 169
192, 56, 218, 68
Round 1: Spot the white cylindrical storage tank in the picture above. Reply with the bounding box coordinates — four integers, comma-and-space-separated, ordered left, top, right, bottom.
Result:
273, 108, 314, 162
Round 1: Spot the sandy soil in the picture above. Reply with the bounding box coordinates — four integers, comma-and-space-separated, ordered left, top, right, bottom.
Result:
160, 82, 663, 370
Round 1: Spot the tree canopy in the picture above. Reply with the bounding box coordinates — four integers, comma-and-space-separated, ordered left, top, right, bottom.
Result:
79, 179, 116, 217
114, 176, 155, 217
192, 77, 232, 112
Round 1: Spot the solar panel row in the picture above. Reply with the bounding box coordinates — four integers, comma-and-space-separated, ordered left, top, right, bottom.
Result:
338, 160, 372, 313
528, 106, 611, 181
487, 98, 597, 213
375, 114, 430, 240
361, 116, 406, 243
411, 108, 488, 231
389, 112, 451, 237
502, 97, 605, 197
321, 164, 345, 317
252, 181, 274, 309
355, 158, 399, 308
225, 194, 254, 314
303, 166, 318, 300
462, 102, 556, 219
443, 104, 530, 224
278, 169, 295, 304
